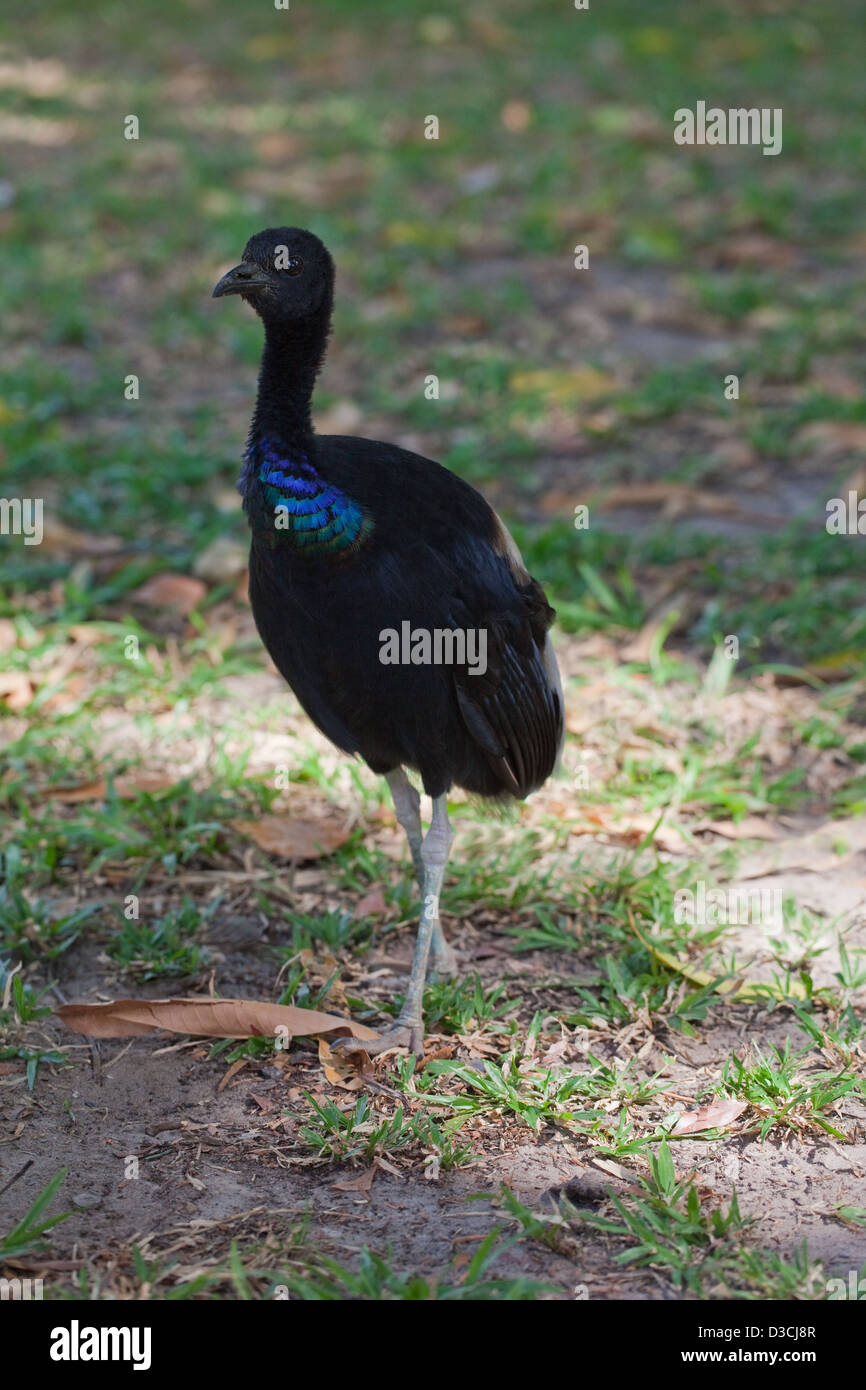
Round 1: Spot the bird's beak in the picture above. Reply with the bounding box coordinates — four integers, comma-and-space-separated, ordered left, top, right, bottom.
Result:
212, 262, 275, 298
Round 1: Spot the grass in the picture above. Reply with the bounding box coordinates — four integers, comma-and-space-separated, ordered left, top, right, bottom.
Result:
0, 1170, 71, 1262
569, 1144, 828, 1298
713, 1041, 859, 1141
104, 897, 211, 980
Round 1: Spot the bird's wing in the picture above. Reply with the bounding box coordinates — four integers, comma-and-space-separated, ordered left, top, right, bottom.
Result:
452, 512, 564, 797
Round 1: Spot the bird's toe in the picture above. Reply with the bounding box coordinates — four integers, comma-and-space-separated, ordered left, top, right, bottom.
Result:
334, 1018, 424, 1057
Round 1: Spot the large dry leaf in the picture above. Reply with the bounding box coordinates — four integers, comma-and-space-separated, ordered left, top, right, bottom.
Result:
593, 483, 766, 522
56, 996, 379, 1043
45, 773, 177, 803
39, 518, 123, 557
672, 1098, 748, 1136
131, 573, 208, 614
232, 812, 351, 860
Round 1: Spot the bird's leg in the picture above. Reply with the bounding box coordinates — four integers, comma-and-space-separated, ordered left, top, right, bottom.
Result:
386, 768, 424, 891
342, 794, 454, 1055
386, 770, 457, 980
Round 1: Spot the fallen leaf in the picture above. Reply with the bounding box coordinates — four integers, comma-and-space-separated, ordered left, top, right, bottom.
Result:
56, 996, 380, 1043
712, 234, 797, 269
500, 99, 531, 132
232, 812, 351, 860
254, 130, 303, 161
594, 483, 764, 522
672, 1098, 748, 1136
217, 1058, 248, 1094
39, 519, 123, 556
590, 1157, 640, 1186
627, 911, 807, 1002
333, 1167, 376, 1195
354, 887, 387, 919
45, 773, 177, 803
192, 536, 248, 585
695, 816, 781, 842
299, 950, 348, 1012
575, 806, 691, 855
131, 573, 207, 614
795, 420, 866, 459
375, 1156, 401, 1178
0, 671, 33, 711
318, 1037, 366, 1090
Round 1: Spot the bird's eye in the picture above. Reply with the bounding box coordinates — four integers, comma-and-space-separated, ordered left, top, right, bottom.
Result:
286, 257, 303, 276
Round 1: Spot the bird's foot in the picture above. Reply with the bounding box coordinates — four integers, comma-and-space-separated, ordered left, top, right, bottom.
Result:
335, 1015, 424, 1057
427, 940, 459, 981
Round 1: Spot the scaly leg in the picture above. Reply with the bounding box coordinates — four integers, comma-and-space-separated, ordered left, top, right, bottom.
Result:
342, 793, 454, 1055
386, 768, 424, 890
386, 769, 457, 980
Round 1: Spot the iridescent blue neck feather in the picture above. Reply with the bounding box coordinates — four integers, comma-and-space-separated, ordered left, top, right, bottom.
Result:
243, 436, 372, 557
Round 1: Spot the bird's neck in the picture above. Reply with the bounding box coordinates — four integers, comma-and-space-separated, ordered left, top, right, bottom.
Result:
249, 314, 329, 453
240, 310, 373, 557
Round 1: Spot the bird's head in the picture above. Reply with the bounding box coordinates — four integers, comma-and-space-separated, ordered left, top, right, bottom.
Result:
212, 227, 334, 325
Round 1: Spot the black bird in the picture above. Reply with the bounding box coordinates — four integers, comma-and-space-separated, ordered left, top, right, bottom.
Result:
213, 227, 563, 1053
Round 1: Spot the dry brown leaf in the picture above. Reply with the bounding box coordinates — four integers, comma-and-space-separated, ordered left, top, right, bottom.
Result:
575, 806, 690, 854
232, 812, 351, 860
299, 950, 348, 1012
333, 1166, 376, 1195
0, 671, 33, 711
56, 996, 379, 1043
500, 99, 532, 132
590, 1157, 640, 1186
795, 420, 866, 459
39, 518, 123, 556
45, 773, 177, 803
810, 365, 862, 402
375, 1156, 401, 1178
192, 536, 249, 585
318, 1037, 366, 1090
672, 1098, 748, 1136
131, 573, 208, 614
695, 816, 781, 842
254, 130, 303, 161
67, 623, 108, 647
714, 235, 797, 269
594, 483, 762, 521
217, 1058, 248, 1094
354, 887, 387, 920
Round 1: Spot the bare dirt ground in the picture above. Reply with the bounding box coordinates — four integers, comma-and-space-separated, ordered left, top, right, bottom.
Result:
3, 633, 865, 1299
